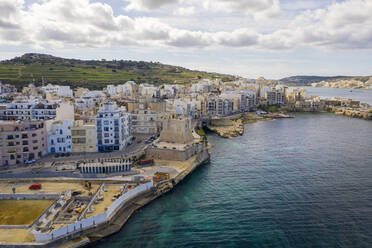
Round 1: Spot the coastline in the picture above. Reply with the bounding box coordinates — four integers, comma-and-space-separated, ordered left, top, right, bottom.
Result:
206, 109, 371, 138
67, 148, 210, 248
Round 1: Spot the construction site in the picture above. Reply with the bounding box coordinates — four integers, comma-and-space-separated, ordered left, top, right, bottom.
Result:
0, 117, 210, 248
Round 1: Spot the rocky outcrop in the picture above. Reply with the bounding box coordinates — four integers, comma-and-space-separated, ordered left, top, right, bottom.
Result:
207, 119, 244, 138
328, 107, 372, 120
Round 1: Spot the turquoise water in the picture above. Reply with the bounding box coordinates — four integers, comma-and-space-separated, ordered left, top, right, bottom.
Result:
294, 87, 372, 105
94, 113, 372, 248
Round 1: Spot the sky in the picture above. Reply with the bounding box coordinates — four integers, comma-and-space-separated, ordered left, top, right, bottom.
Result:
0, 0, 372, 79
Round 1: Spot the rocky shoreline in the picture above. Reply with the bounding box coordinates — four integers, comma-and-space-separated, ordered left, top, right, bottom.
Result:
327, 107, 372, 120
207, 113, 293, 138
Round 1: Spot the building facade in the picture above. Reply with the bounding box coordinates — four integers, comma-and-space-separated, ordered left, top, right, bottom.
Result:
0, 121, 47, 166
1, 100, 58, 121
46, 120, 73, 154
95, 102, 131, 152
71, 121, 97, 153
131, 109, 162, 135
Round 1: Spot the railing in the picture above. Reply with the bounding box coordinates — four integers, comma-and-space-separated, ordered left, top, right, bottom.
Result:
34, 181, 153, 243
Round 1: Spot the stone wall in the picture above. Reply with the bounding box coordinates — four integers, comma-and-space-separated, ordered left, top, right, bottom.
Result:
146, 143, 204, 161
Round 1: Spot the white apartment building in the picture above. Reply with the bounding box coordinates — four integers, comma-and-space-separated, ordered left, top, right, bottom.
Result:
42, 84, 73, 98
95, 102, 131, 152
0, 99, 58, 121
116, 81, 137, 97
139, 84, 160, 98
46, 119, 73, 154
75, 98, 95, 110
106, 85, 117, 96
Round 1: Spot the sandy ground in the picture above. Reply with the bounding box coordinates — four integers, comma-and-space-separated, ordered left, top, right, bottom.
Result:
0, 229, 35, 243
86, 184, 123, 218
0, 181, 99, 196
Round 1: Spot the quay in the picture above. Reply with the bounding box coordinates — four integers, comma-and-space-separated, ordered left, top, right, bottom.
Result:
0, 116, 210, 248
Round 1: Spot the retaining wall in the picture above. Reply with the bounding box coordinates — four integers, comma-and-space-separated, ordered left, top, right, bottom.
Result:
34, 181, 153, 243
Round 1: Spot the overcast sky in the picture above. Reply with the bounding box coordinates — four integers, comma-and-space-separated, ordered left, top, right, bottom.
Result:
0, 0, 371, 79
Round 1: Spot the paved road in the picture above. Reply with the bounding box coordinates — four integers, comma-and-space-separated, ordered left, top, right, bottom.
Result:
37, 134, 152, 164
0, 134, 154, 175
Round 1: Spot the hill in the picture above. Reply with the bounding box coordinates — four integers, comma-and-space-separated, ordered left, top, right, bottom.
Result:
0, 53, 235, 90
279, 75, 371, 86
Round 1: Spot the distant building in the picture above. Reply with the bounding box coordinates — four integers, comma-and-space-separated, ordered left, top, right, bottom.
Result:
1, 100, 58, 121
95, 102, 131, 152
265, 89, 285, 105
0, 120, 47, 166
0, 99, 73, 121
42, 84, 73, 98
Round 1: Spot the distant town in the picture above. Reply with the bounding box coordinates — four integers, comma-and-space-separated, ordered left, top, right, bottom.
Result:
0, 76, 371, 247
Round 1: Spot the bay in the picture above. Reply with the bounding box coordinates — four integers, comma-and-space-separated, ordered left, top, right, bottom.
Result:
94, 113, 372, 248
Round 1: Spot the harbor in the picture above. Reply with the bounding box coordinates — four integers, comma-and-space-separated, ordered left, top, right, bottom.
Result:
0, 117, 210, 248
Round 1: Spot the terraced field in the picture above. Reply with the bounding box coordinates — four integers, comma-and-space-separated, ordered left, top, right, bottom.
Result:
0, 53, 234, 90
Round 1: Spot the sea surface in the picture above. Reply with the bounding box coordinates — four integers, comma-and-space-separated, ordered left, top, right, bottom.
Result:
94, 113, 372, 248
293, 86, 372, 105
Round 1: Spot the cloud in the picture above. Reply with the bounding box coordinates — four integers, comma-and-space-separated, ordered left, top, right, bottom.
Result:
0, 0, 23, 29
201, 0, 281, 20
125, 0, 179, 11
0, 0, 371, 50
173, 6, 195, 16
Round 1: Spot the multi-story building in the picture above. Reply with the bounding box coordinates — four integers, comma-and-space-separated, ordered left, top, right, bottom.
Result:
95, 102, 131, 152
71, 120, 97, 153
139, 84, 160, 99
131, 108, 162, 135
42, 84, 73, 98
0, 82, 17, 94
46, 120, 73, 154
265, 89, 285, 105
1, 100, 58, 121
0, 120, 47, 166
0, 100, 74, 121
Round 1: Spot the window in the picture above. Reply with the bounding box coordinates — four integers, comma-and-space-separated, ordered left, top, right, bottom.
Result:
7, 135, 14, 140
32, 133, 37, 137
104, 120, 109, 125
33, 146, 38, 150
22, 134, 28, 139
104, 127, 109, 132
104, 139, 110, 144
23, 147, 29, 152
32, 140, 38, 144
60, 129, 63, 135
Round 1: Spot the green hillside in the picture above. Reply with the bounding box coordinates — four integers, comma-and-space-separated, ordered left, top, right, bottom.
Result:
0, 53, 235, 90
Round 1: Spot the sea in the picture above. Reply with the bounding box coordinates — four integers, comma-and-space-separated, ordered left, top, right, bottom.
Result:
294, 86, 372, 105
94, 89, 372, 248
